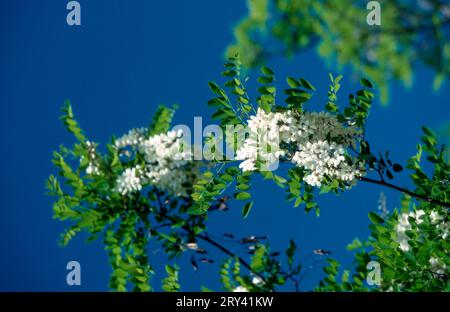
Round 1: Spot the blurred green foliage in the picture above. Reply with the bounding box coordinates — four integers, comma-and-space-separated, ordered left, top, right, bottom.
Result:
226, 0, 450, 104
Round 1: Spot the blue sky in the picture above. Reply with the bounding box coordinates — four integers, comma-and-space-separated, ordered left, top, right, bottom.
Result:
0, 0, 448, 291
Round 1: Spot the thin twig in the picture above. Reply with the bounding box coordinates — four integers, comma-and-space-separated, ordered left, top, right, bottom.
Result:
359, 176, 450, 208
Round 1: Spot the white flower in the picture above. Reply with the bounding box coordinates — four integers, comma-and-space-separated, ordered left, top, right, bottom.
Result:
236, 108, 291, 171
292, 140, 363, 187
395, 210, 426, 252
139, 129, 196, 196
396, 209, 449, 253
437, 221, 449, 240
396, 212, 413, 252
115, 128, 147, 149
377, 192, 389, 218
185, 242, 198, 250
84, 141, 100, 175
114, 129, 198, 196
430, 211, 443, 224
235, 108, 365, 186
252, 276, 264, 286
233, 286, 249, 292
239, 159, 257, 172
290, 111, 360, 147
429, 257, 447, 276
116, 166, 143, 195
414, 210, 425, 224
232, 276, 264, 292
86, 163, 100, 175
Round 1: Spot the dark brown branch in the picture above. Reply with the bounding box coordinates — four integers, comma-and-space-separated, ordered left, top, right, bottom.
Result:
153, 189, 268, 284
359, 176, 450, 208
195, 232, 267, 283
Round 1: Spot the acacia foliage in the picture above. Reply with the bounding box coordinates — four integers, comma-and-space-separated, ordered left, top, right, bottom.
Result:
317, 129, 449, 291
227, 0, 450, 103
47, 60, 449, 291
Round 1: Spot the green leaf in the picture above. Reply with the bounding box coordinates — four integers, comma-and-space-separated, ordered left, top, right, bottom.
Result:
235, 192, 251, 200
294, 197, 302, 207
148, 105, 176, 136
360, 78, 374, 88
222, 70, 237, 77
261, 66, 274, 76
386, 170, 394, 180
213, 182, 227, 190
251, 245, 266, 272
368, 212, 384, 224
393, 164, 403, 172
342, 282, 353, 291
159, 232, 177, 243
422, 126, 435, 138
258, 86, 276, 94
299, 78, 316, 91
257, 76, 274, 84
242, 201, 253, 218
220, 174, 234, 182
287, 77, 299, 88
200, 286, 213, 292
236, 184, 250, 191
234, 87, 245, 96
346, 238, 362, 251
162, 264, 180, 292
286, 239, 296, 266
187, 203, 208, 215
208, 81, 227, 98
61, 100, 86, 142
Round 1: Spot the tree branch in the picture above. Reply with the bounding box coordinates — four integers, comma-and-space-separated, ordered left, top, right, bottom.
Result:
359, 176, 450, 208
195, 232, 267, 283
152, 189, 268, 284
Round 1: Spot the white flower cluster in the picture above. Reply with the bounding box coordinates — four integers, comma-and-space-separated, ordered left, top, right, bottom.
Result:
236, 109, 292, 172
114, 127, 147, 149
395, 210, 425, 252
139, 130, 194, 195
236, 109, 364, 187
395, 209, 448, 277
289, 111, 359, 147
82, 141, 100, 175
114, 129, 197, 196
377, 192, 389, 218
292, 140, 364, 187
395, 209, 448, 252
116, 166, 143, 195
